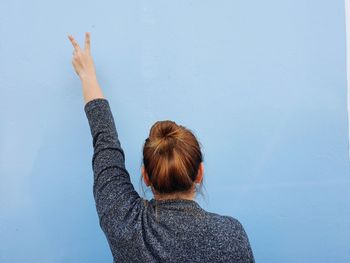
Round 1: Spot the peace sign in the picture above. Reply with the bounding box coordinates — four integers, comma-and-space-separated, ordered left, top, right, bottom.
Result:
68, 32, 96, 80
68, 32, 90, 52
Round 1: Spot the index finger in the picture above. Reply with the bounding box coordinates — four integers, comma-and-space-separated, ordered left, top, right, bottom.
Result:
68, 35, 81, 51
85, 32, 91, 52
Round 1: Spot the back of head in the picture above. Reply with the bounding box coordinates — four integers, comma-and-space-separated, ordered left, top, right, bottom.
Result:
142, 120, 203, 194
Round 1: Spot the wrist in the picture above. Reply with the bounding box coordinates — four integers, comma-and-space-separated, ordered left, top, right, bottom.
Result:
81, 74, 97, 84
80, 74, 104, 104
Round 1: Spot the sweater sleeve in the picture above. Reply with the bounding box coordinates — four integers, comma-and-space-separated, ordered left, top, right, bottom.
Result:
84, 98, 141, 231
232, 218, 255, 263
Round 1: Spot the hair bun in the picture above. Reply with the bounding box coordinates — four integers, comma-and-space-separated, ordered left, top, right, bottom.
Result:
153, 120, 179, 140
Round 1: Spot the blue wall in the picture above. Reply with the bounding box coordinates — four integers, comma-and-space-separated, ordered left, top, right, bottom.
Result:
1, 0, 349, 262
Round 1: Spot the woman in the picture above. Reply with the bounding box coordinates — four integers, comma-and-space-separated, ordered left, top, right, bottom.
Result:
68, 32, 255, 263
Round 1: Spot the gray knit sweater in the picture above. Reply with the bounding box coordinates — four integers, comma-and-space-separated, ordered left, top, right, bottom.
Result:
84, 98, 255, 263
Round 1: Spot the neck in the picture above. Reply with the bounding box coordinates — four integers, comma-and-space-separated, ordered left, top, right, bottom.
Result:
152, 187, 195, 201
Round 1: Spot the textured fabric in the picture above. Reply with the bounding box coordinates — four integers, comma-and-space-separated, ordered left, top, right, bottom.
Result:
84, 98, 255, 263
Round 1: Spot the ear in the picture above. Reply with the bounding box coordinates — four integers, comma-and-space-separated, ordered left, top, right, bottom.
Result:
142, 165, 151, 187
194, 162, 204, 184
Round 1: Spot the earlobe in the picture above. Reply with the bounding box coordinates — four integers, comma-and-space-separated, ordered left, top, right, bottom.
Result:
195, 162, 204, 184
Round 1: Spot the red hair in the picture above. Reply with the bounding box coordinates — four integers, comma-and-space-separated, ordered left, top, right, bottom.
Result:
142, 120, 204, 194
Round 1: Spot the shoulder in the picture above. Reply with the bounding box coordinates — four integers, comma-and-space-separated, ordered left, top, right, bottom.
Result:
223, 215, 246, 233
205, 210, 242, 226
202, 211, 255, 261
205, 211, 248, 240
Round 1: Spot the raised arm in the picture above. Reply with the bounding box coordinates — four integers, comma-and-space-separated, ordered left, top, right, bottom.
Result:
68, 32, 141, 231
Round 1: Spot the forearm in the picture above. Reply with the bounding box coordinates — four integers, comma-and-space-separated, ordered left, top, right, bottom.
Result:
81, 75, 105, 105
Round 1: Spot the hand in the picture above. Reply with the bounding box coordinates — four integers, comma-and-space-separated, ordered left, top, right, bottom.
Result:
68, 32, 97, 81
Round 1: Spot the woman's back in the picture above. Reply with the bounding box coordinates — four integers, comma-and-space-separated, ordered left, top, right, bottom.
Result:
106, 198, 254, 262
